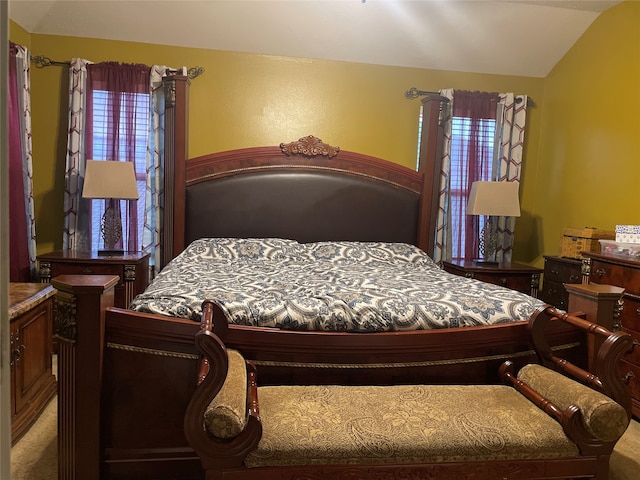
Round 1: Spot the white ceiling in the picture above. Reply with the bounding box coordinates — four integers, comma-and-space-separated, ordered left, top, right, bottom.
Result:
8, 0, 621, 78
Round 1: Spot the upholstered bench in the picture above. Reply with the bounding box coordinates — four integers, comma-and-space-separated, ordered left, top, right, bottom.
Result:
185, 305, 634, 480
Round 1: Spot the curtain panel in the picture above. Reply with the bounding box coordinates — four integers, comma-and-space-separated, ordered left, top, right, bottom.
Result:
494, 93, 528, 262
8, 42, 36, 281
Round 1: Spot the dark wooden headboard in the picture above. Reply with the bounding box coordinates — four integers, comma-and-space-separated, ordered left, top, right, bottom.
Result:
184, 137, 422, 248
161, 76, 448, 268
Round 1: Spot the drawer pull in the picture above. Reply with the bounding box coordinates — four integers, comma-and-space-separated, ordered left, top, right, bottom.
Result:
623, 371, 635, 384
595, 268, 606, 277
568, 274, 580, 282
82, 267, 94, 274
550, 269, 559, 276
499, 277, 507, 285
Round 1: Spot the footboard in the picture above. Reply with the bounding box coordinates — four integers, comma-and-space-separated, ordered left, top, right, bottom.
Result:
51, 277, 625, 480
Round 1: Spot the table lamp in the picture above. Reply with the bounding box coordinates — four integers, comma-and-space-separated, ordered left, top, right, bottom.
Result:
466, 181, 521, 264
82, 160, 139, 255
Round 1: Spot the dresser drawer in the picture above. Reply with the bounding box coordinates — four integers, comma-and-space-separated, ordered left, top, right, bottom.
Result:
621, 327, 640, 366
590, 259, 640, 296
621, 297, 640, 332
620, 359, 640, 403
541, 280, 568, 309
544, 258, 582, 284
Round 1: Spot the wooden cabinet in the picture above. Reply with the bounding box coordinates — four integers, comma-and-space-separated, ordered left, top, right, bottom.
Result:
442, 260, 542, 297
583, 252, 640, 419
37, 250, 150, 308
541, 256, 584, 310
9, 283, 58, 444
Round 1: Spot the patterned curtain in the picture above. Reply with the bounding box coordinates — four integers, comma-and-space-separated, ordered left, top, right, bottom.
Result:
494, 93, 527, 262
144, 66, 185, 276
63, 58, 92, 250
433, 88, 453, 264
433, 90, 526, 263
8, 43, 36, 281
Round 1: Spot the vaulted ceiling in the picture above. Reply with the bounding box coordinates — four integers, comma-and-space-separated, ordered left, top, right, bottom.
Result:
9, 0, 621, 77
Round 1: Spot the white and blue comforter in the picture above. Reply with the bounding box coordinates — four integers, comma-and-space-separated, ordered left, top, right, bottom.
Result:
129, 238, 543, 332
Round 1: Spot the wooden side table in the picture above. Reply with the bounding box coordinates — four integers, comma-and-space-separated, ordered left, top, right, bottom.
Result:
37, 250, 150, 309
9, 283, 58, 444
540, 255, 584, 310
442, 260, 542, 297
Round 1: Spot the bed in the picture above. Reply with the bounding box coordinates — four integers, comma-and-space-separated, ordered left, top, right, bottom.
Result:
54, 78, 606, 479
93, 134, 599, 480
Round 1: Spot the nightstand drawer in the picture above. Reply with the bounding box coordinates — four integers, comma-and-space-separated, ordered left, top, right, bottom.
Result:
37, 250, 150, 309
48, 262, 123, 280
471, 273, 531, 293
442, 260, 542, 297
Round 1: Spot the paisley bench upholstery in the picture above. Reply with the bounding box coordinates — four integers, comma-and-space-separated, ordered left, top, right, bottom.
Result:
204, 349, 628, 468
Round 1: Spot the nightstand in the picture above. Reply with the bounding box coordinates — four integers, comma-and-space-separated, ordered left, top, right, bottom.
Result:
540, 255, 584, 310
37, 250, 150, 308
442, 260, 542, 297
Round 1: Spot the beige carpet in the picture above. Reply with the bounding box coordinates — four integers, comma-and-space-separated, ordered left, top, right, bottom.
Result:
9, 395, 640, 479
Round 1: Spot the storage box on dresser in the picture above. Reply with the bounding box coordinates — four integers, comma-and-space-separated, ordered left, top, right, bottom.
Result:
541, 256, 583, 310
9, 283, 58, 443
583, 251, 640, 419
561, 227, 615, 259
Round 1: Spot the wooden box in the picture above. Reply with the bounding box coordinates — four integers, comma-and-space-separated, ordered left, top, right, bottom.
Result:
561, 227, 615, 258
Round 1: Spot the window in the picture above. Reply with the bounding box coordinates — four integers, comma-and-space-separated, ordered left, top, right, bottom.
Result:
416, 90, 500, 260
449, 116, 496, 257
89, 89, 149, 251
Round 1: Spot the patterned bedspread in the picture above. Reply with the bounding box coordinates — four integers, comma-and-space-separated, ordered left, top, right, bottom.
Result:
129, 238, 544, 332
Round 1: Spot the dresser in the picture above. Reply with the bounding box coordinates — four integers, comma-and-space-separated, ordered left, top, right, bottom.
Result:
583, 252, 640, 418
37, 250, 150, 308
442, 260, 542, 297
9, 283, 58, 444
541, 256, 584, 310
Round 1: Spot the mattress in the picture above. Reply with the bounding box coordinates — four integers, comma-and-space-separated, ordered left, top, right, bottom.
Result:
129, 238, 543, 332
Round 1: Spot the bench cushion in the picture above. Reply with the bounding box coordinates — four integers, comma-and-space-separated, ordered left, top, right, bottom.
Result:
518, 363, 628, 442
204, 349, 247, 438
244, 384, 579, 467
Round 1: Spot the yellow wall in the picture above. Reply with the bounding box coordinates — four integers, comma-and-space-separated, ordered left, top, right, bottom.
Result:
9, 20, 545, 256
18, 3, 639, 263
8, 20, 30, 48
534, 1, 640, 262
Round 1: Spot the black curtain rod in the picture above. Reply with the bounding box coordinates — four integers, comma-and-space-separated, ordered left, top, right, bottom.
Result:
31, 55, 205, 79
404, 87, 440, 99
405, 86, 532, 106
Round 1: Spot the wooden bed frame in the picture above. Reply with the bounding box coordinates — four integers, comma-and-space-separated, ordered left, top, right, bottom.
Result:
51, 76, 627, 479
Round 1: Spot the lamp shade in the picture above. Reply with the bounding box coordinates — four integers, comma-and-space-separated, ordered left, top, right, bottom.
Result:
82, 160, 139, 200
467, 181, 521, 217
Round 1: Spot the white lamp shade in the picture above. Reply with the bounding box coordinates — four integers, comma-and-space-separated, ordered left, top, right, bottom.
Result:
82, 160, 139, 200
467, 181, 521, 217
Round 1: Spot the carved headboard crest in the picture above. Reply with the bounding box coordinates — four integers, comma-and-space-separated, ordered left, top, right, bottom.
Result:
280, 135, 340, 159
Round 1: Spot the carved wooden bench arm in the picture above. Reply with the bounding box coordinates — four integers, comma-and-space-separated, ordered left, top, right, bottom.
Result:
528, 305, 634, 416
184, 301, 262, 471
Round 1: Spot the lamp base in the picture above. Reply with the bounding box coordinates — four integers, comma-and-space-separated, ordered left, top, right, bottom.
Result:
472, 258, 499, 266
98, 249, 125, 257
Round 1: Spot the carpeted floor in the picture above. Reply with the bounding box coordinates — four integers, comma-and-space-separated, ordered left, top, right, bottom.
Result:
9, 395, 640, 479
